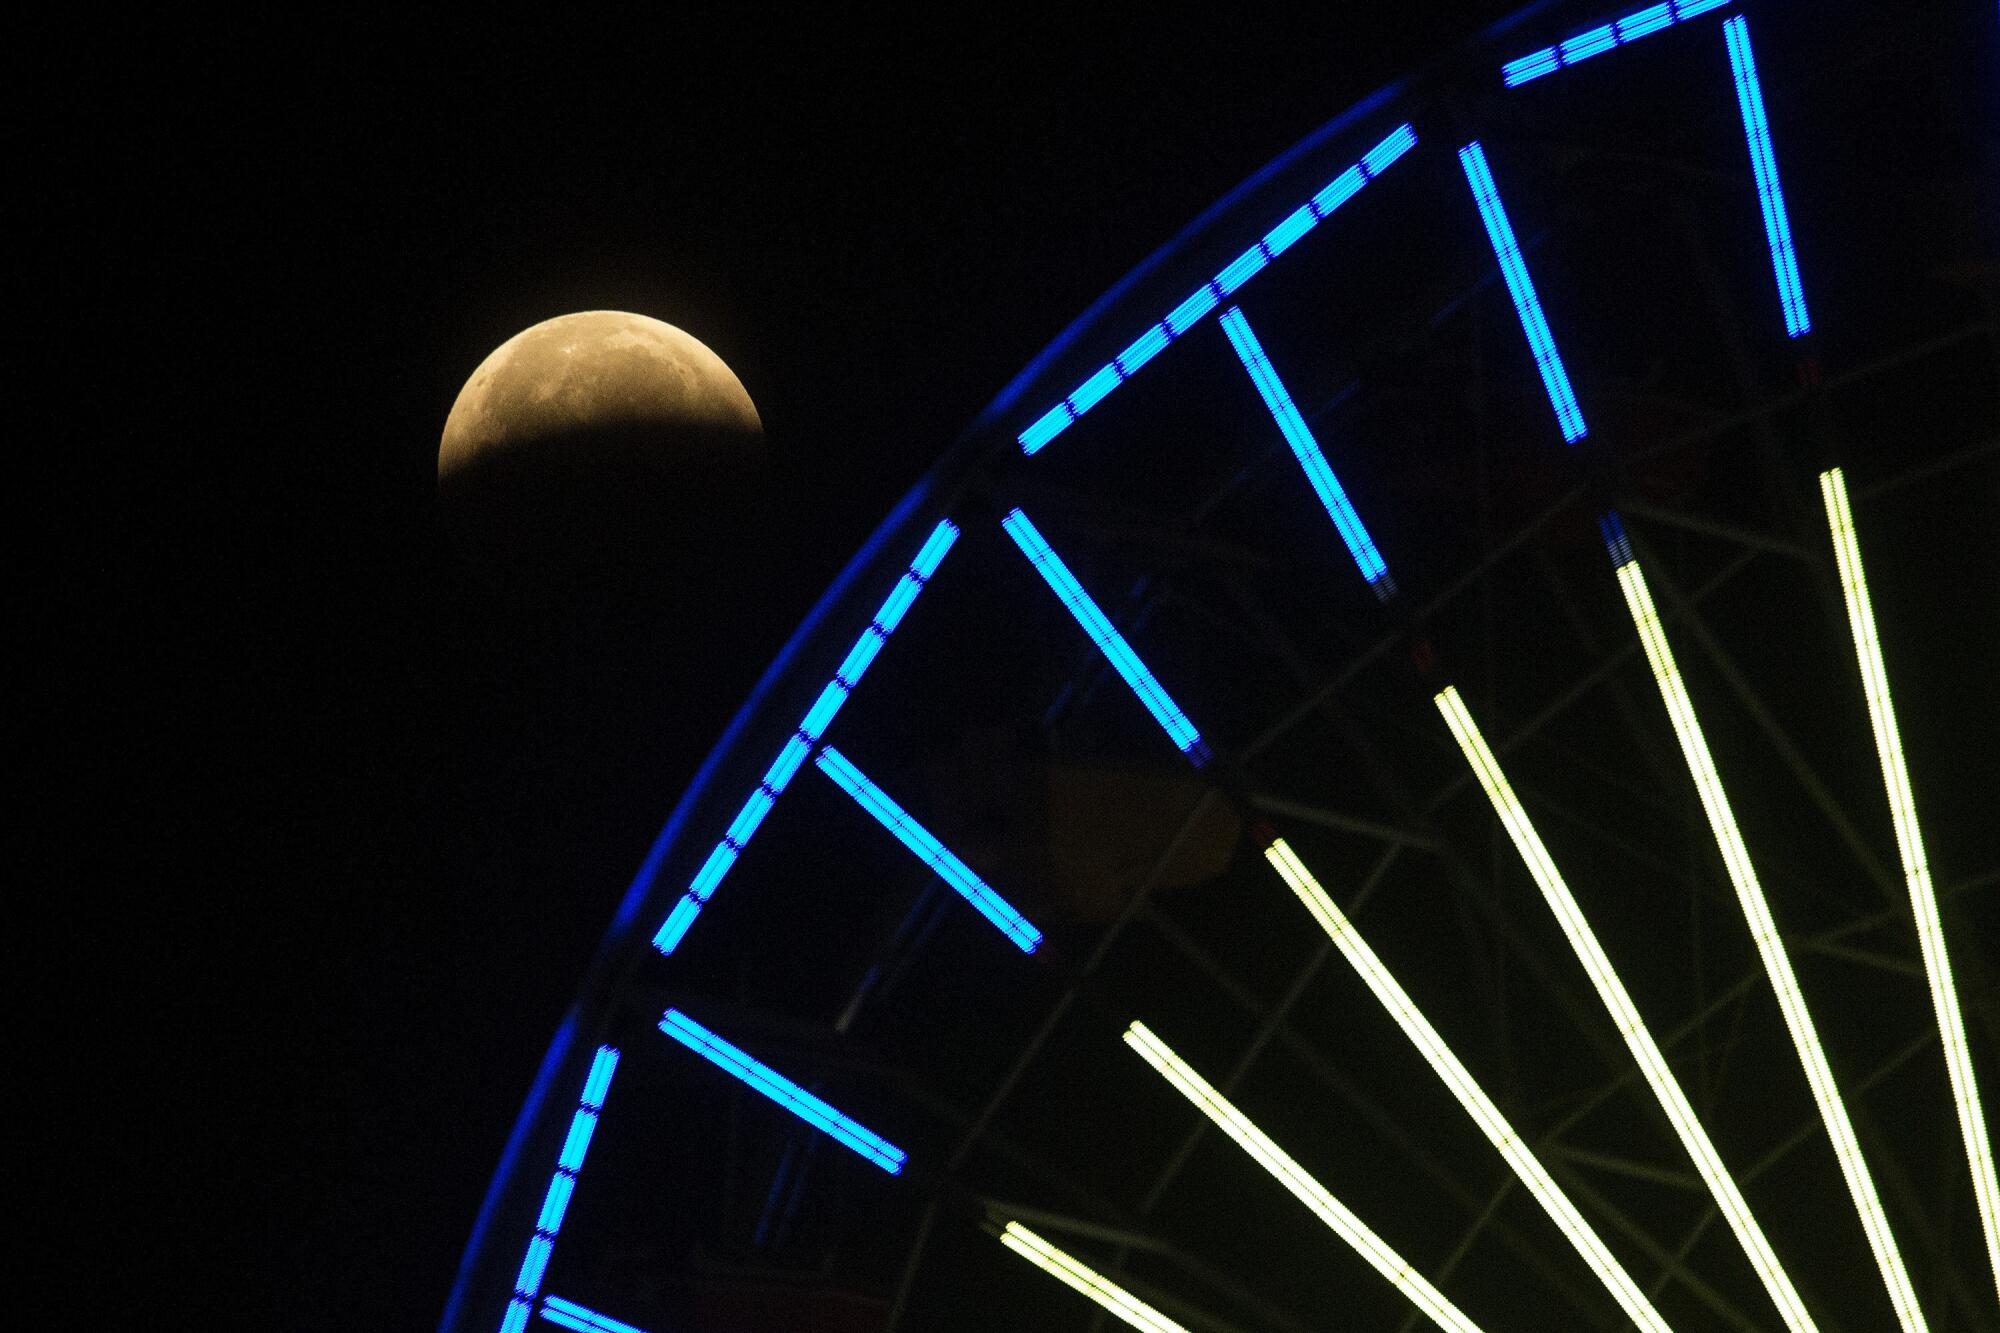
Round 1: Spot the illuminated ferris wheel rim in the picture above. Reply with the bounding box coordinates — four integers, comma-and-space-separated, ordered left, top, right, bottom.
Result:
444, 3, 1997, 1331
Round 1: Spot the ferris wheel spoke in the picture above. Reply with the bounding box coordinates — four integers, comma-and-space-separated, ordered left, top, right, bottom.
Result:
1820, 466, 2000, 1303
1124, 1021, 1490, 1333
534, 1294, 651, 1333
1608, 527, 1931, 1333
656, 1008, 907, 1175
1217, 306, 1395, 599
813, 745, 1043, 954
1722, 15, 1811, 339
1436, 686, 1821, 1332
999, 506, 1210, 766
1261, 838, 1676, 1332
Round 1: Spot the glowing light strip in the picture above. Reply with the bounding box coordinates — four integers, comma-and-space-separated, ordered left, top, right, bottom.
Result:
498, 1046, 621, 1333
1457, 142, 1588, 443
653, 520, 960, 955
997, 1222, 1191, 1333
658, 1008, 906, 1174
1501, 1, 1734, 87
1000, 507, 1211, 765
1017, 123, 1418, 456
814, 746, 1043, 952
1722, 15, 1811, 337
1820, 468, 2000, 1300
538, 1295, 651, 1333
1261, 839, 1670, 1332
1217, 306, 1393, 593
1611, 550, 1928, 1332
1434, 686, 1819, 1332
1122, 1021, 1485, 1333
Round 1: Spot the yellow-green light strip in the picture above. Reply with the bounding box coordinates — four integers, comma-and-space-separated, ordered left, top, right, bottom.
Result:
1262, 838, 1672, 1332
1122, 1021, 1487, 1333
1434, 685, 1818, 1331
1820, 467, 1999, 1302
1614, 554, 1928, 1332
996, 1221, 1191, 1333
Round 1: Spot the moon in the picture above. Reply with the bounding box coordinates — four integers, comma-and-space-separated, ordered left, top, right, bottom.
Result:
437, 311, 767, 588
440, 310, 762, 489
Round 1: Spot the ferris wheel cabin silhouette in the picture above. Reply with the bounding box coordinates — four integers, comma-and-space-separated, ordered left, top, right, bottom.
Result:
440, 3, 2000, 1329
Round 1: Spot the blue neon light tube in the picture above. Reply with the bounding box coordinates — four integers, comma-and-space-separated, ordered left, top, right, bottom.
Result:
1501, 1, 1734, 86
1018, 122, 1418, 456
497, 1046, 621, 1333
1457, 141, 1589, 443
538, 1294, 652, 1333
1722, 14, 1810, 338
652, 520, 960, 956
814, 746, 1042, 953
658, 1008, 908, 1174
999, 508, 1210, 766
1217, 307, 1392, 594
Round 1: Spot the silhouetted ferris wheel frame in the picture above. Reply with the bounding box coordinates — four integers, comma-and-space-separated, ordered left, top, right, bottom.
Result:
441, 4, 1998, 1330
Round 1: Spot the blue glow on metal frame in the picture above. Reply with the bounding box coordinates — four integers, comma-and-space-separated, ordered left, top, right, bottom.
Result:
1261, 204, 1318, 259
555, 1109, 598, 1173
1116, 322, 1171, 376
1723, 14, 1810, 337
578, 1046, 617, 1110
652, 521, 960, 955
1309, 165, 1367, 218
1598, 511, 1636, 567
1501, 0, 1734, 86
1164, 285, 1222, 338
999, 508, 1211, 766
1016, 123, 1417, 456
1217, 307, 1393, 594
516, 1236, 555, 1298
1457, 141, 1589, 443
539, 1295, 652, 1333
494, 1046, 620, 1332
534, 1172, 576, 1236
658, 1008, 908, 1174
814, 746, 1043, 953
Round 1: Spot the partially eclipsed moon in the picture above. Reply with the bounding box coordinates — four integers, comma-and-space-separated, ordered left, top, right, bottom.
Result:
439, 310, 764, 504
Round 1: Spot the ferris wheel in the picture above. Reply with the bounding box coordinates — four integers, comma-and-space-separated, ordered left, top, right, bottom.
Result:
440, 3, 1999, 1329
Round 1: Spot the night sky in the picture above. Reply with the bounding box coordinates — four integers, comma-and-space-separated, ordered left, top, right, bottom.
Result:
38, 6, 1569, 1328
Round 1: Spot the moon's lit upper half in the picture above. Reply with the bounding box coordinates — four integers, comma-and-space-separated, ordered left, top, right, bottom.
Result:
438, 310, 764, 502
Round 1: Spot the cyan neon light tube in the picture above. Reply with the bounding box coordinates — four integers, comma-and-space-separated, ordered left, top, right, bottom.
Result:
1722, 14, 1810, 337
538, 1294, 651, 1333
1610, 541, 1928, 1333
658, 1008, 907, 1174
1434, 686, 1819, 1332
1217, 306, 1392, 594
815, 746, 1042, 953
1457, 141, 1588, 443
498, 1046, 621, 1333
997, 1222, 1190, 1333
1123, 1022, 1486, 1333
1501, 1, 1734, 87
1262, 838, 1672, 1332
1821, 468, 1999, 1302
1018, 123, 1418, 456
653, 520, 959, 955
1000, 508, 1209, 765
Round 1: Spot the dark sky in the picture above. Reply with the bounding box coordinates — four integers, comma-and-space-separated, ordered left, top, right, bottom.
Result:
37, 6, 1560, 1328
